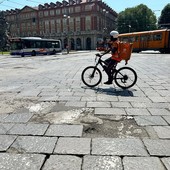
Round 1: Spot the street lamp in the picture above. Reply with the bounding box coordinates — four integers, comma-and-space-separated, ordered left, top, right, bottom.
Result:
128, 25, 131, 33
103, 9, 108, 37
63, 14, 70, 53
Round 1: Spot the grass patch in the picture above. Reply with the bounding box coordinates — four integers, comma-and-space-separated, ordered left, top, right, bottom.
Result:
0, 51, 10, 55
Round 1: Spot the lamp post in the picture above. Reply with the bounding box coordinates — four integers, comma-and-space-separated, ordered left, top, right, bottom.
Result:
103, 9, 108, 37
63, 14, 70, 53
128, 25, 131, 33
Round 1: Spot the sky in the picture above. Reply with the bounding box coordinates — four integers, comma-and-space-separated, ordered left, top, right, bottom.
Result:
0, 0, 169, 18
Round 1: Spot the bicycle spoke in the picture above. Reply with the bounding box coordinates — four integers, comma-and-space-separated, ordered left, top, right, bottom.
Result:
81, 66, 102, 87
114, 67, 137, 89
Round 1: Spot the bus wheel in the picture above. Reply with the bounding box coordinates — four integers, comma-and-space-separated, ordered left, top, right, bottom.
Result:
159, 49, 165, 54
21, 53, 25, 57
31, 51, 36, 56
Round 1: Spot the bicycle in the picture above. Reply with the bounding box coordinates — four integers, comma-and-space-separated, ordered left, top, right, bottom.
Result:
81, 53, 137, 89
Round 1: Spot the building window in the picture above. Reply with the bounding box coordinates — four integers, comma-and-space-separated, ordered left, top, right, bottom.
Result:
31, 12, 35, 17
39, 11, 43, 17
75, 17, 80, 31
75, 6, 80, 12
44, 11, 49, 17
69, 18, 74, 32
62, 8, 68, 15
85, 4, 92, 11
56, 19, 61, 33
86, 16, 91, 31
69, 7, 74, 13
50, 20, 55, 33
56, 9, 61, 15
50, 10, 55, 16
45, 20, 49, 33
81, 17, 85, 31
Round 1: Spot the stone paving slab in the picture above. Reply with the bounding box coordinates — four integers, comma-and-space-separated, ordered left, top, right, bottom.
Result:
0, 135, 17, 151
153, 126, 170, 139
111, 102, 132, 108
130, 102, 170, 109
17, 90, 41, 97
123, 157, 166, 170
11, 136, 58, 154
0, 123, 14, 134
83, 155, 123, 170
1, 113, 34, 123
118, 96, 151, 103
42, 155, 82, 170
161, 157, 170, 170
143, 139, 170, 156
125, 108, 151, 116
87, 102, 111, 108
81, 96, 97, 101
92, 138, 148, 156
58, 96, 81, 102
45, 124, 83, 137
38, 96, 59, 102
163, 116, 170, 124
134, 116, 168, 126
95, 108, 126, 116
65, 101, 86, 107
149, 96, 168, 103
0, 153, 45, 170
8, 123, 49, 135
54, 137, 91, 155
148, 108, 170, 116
96, 95, 118, 102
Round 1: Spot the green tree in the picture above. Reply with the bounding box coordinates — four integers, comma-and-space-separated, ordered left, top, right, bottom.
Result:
117, 4, 157, 33
158, 3, 170, 28
0, 11, 9, 51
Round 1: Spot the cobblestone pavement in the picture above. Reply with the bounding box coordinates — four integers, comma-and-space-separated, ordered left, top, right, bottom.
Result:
0, 51, 170, 170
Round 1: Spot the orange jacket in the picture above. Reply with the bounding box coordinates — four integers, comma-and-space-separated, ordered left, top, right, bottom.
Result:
109, 40, 122, 62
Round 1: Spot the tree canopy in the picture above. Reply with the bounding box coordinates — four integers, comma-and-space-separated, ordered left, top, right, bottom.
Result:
117, 4, 157, 33
0, 11, 9, 51
158, 3, 170, 28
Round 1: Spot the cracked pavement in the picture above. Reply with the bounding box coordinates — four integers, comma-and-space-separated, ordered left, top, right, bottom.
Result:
0, 51, 170, 169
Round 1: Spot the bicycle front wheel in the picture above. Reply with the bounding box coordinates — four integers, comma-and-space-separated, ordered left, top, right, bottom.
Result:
81, 66, 102, 87
114, 67, 137, 89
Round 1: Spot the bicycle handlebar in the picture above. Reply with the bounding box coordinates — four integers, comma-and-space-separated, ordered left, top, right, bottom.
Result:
95, 53, 103, 58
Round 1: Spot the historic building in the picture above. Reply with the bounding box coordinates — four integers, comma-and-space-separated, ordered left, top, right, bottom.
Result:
4, 0, 117, 50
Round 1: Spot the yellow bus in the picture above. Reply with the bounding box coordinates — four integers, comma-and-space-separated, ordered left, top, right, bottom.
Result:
118, 29, 170, 53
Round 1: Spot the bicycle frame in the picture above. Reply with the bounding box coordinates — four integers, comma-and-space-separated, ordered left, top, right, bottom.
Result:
94, 55, 117, 75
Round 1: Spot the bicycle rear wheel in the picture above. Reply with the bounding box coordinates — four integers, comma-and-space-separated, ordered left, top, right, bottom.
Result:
114, 67, 137, 89
81, 66, 102, 87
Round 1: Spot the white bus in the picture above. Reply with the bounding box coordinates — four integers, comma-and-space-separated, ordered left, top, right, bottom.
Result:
9, 37, 62, 57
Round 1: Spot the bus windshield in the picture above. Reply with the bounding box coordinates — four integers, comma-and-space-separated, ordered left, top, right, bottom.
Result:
10, 41, 22, 50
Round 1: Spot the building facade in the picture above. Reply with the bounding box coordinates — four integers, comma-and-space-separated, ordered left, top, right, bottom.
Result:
5, 0, 117, 50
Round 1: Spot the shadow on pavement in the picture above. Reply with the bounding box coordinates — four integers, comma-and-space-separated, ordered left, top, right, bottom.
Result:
82, 86, 135, 97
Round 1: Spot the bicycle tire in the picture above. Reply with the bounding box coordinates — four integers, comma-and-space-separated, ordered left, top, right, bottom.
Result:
114, 67, 137, 89
81, 66, 102, 87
